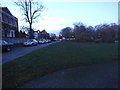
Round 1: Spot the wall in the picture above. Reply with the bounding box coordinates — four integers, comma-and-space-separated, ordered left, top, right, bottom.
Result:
3, 38, 28, 44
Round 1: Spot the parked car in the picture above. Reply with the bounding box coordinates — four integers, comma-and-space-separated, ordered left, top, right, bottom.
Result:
23, 39, 38, 46
45, 39, 51, 43
39, 39, 51, 44
0, 40, 14, 52
51, 38, 57, 41
114, 40, 120, 44
39, 39, 46, 44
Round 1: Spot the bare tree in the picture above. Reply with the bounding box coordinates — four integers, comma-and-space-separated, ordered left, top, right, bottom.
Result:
60, 27, 73, 39
73, 22, 88, 41
14, 0, 44, 38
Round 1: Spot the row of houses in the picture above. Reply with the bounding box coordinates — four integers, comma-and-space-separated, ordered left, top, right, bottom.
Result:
0, 7, 51, 43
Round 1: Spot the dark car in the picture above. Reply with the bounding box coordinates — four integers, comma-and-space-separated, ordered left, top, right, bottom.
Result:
0, 40, 14, 52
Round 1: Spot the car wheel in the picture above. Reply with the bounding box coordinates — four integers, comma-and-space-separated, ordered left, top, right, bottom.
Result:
6, 47, 11, 52
32, 43, 34, 46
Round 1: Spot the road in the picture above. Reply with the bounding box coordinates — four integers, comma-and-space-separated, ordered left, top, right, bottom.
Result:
2, 41, 60, 64
18, 60, 118, 88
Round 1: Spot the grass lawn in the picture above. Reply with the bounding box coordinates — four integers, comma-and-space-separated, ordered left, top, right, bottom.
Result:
2, 41, 118, 88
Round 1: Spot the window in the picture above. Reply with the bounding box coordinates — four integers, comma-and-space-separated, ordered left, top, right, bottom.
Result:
9, 30, 15, 37
6, 16, 9, 23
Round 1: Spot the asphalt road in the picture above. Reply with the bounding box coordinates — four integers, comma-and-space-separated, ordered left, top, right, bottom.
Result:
18, 60, 118, 88
2, 41, 60, 64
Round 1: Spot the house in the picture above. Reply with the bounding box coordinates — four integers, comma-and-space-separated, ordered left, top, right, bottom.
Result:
1, 7, 19, 38
34, 30, 49, 39
39, 30, 49, 39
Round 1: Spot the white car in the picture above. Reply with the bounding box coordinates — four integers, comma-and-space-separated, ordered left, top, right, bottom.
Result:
39, 39, 46, 44
45, 39, 51, 43
23, 39, 38, 46
39, 39, 51, 44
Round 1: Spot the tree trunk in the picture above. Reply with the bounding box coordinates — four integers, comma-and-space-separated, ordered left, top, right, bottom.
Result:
29, 23, 34, 39
29, 0, 34, 39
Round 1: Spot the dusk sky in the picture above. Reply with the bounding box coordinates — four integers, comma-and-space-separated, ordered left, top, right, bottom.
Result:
1, 0, 119, 35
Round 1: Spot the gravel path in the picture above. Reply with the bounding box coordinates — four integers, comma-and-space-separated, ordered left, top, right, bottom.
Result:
2, 41, 60, 64
18, 60, 118, 88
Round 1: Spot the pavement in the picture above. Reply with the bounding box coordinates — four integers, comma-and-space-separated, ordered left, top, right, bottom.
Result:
18, 60, 118, 88
2, 41, 60, 64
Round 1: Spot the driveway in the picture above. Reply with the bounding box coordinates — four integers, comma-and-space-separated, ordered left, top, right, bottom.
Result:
18, 60, 118, 88
2, 41, 60, 64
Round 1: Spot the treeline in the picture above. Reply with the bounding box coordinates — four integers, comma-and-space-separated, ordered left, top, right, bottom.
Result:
60, 22, 120, 43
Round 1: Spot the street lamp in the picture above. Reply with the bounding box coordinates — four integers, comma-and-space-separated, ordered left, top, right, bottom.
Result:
37, 30, 40, 33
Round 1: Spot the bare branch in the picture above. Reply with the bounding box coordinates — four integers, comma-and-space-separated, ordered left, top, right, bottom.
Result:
33, 14, 40, 20
31, 4, 44, 20
14, 0, 45, 38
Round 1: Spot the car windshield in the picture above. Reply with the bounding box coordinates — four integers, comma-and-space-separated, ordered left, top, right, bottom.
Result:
41, 39, 45, 41
27, 40, 34, 42
40, 39, 44, 41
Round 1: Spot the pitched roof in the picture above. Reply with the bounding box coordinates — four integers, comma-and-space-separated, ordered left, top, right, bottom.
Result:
1, 7, 17, 19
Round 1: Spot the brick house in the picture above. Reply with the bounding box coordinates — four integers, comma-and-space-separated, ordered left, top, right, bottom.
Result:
1, 7, 19, 38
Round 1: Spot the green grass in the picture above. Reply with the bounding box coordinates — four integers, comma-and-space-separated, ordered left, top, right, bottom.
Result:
2, 41, 118, 88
